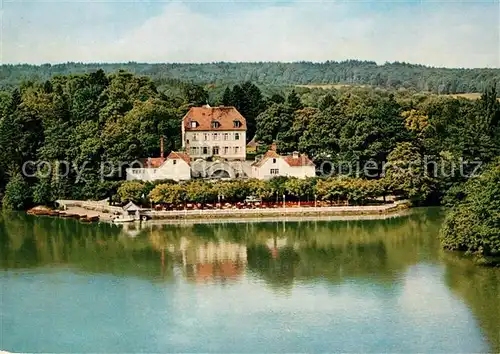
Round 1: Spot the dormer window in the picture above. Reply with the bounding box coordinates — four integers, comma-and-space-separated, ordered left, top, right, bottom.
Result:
233, 120, 242, 128
211, 121, 220, 129
190, 121, 198, 128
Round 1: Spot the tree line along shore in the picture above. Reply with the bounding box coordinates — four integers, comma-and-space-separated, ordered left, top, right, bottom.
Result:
120, 177, 393, 207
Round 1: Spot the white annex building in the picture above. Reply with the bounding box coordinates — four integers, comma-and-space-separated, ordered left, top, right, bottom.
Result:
126, 106, 316, 182
182, 105, 247, 161
126, 151, 191, 182
251, 145, 316, 180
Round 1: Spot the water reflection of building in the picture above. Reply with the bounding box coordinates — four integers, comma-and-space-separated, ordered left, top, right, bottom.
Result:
120, 222, 143, 238
168, 237, 247, 283
266, 237, 289, 259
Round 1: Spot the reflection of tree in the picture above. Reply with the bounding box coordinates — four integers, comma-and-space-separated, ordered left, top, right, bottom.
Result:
247, 245, 300, 294
0, 213, 174, 281
230, 208, 444, 289
1, 208, 444, 288
2, 209, 499, 350
443, 254, 500, 353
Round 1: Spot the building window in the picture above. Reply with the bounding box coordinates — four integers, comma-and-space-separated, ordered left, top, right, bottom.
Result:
224, 146, 229, 155
233, 120, 241, 128
173, 160, 177, 165
223, 133, 229, 141
270, 169, 279, 175
204, 133, 209, 141
203, 147, 208, 155
235, 133, 240, 140
212, 133, 219, 140
272, 158, 277, 164
213, 146, 220, 155
211, 121, 220, 128
190, 147, 198, 154
191, 121, 198, 128
234, 146, 239, 154
192, 134, 198, 141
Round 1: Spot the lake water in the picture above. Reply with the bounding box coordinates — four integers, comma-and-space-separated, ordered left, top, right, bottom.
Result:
1, 208, 499, 353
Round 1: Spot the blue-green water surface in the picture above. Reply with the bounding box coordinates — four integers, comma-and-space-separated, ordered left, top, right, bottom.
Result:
1, 208, 499, 352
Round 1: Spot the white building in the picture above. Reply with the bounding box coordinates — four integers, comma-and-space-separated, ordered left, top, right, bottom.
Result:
251, 148, 316, 180
126, 151, 191, 182
182, 105, 247, 161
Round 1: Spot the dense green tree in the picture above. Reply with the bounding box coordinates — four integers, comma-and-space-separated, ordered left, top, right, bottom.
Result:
183, 83, 209, 106
183, 180, 217, 204
294, 91, 408, 172
32, 165, 55, 206
255, 103, 294, 145
223, 82, 266, 140
318, 93, 337, 111
2, 173, 32, 210
440, 160, 500, 262
149, 183, 185, 204
117, 181, 146, 204
286, 89, 303, 111
268, 93, 285, 105
284, 178, 315, 202
221, 87, 232, 106
279, 107, 318, 153
384, 142, 434, 202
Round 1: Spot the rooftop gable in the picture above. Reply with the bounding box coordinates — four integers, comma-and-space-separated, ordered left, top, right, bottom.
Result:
252, 150, 315, 168
283, 153, 315, 167
183, 106, 247, 131
141, 151, 191, 168
167, 151, 191, 166
251, 150, 281, 167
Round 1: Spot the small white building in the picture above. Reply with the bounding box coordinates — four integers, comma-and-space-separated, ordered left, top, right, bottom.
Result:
181, 105, 247, 161
126, 151, 191, 182
251, 149, 316, 180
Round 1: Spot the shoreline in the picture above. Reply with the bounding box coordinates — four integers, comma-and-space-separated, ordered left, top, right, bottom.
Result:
139, 207, 416, 226
50, 199, 411, 223
148, 202, 409, 220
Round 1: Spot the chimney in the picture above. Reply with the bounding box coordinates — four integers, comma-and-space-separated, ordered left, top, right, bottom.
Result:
147, 157, 152, 168
270, 143, 277, 152
292, 151, 299, 159
160, 136, 164, 159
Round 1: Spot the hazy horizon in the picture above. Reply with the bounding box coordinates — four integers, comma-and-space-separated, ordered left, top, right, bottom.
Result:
1, 0, 499, 68
1, 59, 499, 70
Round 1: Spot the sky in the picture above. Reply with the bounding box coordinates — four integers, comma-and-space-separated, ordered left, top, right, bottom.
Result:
1, 0, 499, 68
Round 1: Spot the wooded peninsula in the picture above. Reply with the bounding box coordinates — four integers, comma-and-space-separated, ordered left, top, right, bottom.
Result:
0, 61, 498, 263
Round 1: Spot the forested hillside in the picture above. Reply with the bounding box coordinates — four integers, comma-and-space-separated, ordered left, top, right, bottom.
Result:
0, 68, 499, 211
1, 61, 499, 94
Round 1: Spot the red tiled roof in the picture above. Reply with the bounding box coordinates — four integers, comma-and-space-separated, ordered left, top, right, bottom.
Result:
251, 150, 280, 167
183, 106, 246, 131
283, 154, 315, 167
142, 151, 190, 168
146, 157, 165, 168
246, 136, 262, 148
167, 151, 191, 166
251, 151, 315, 168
